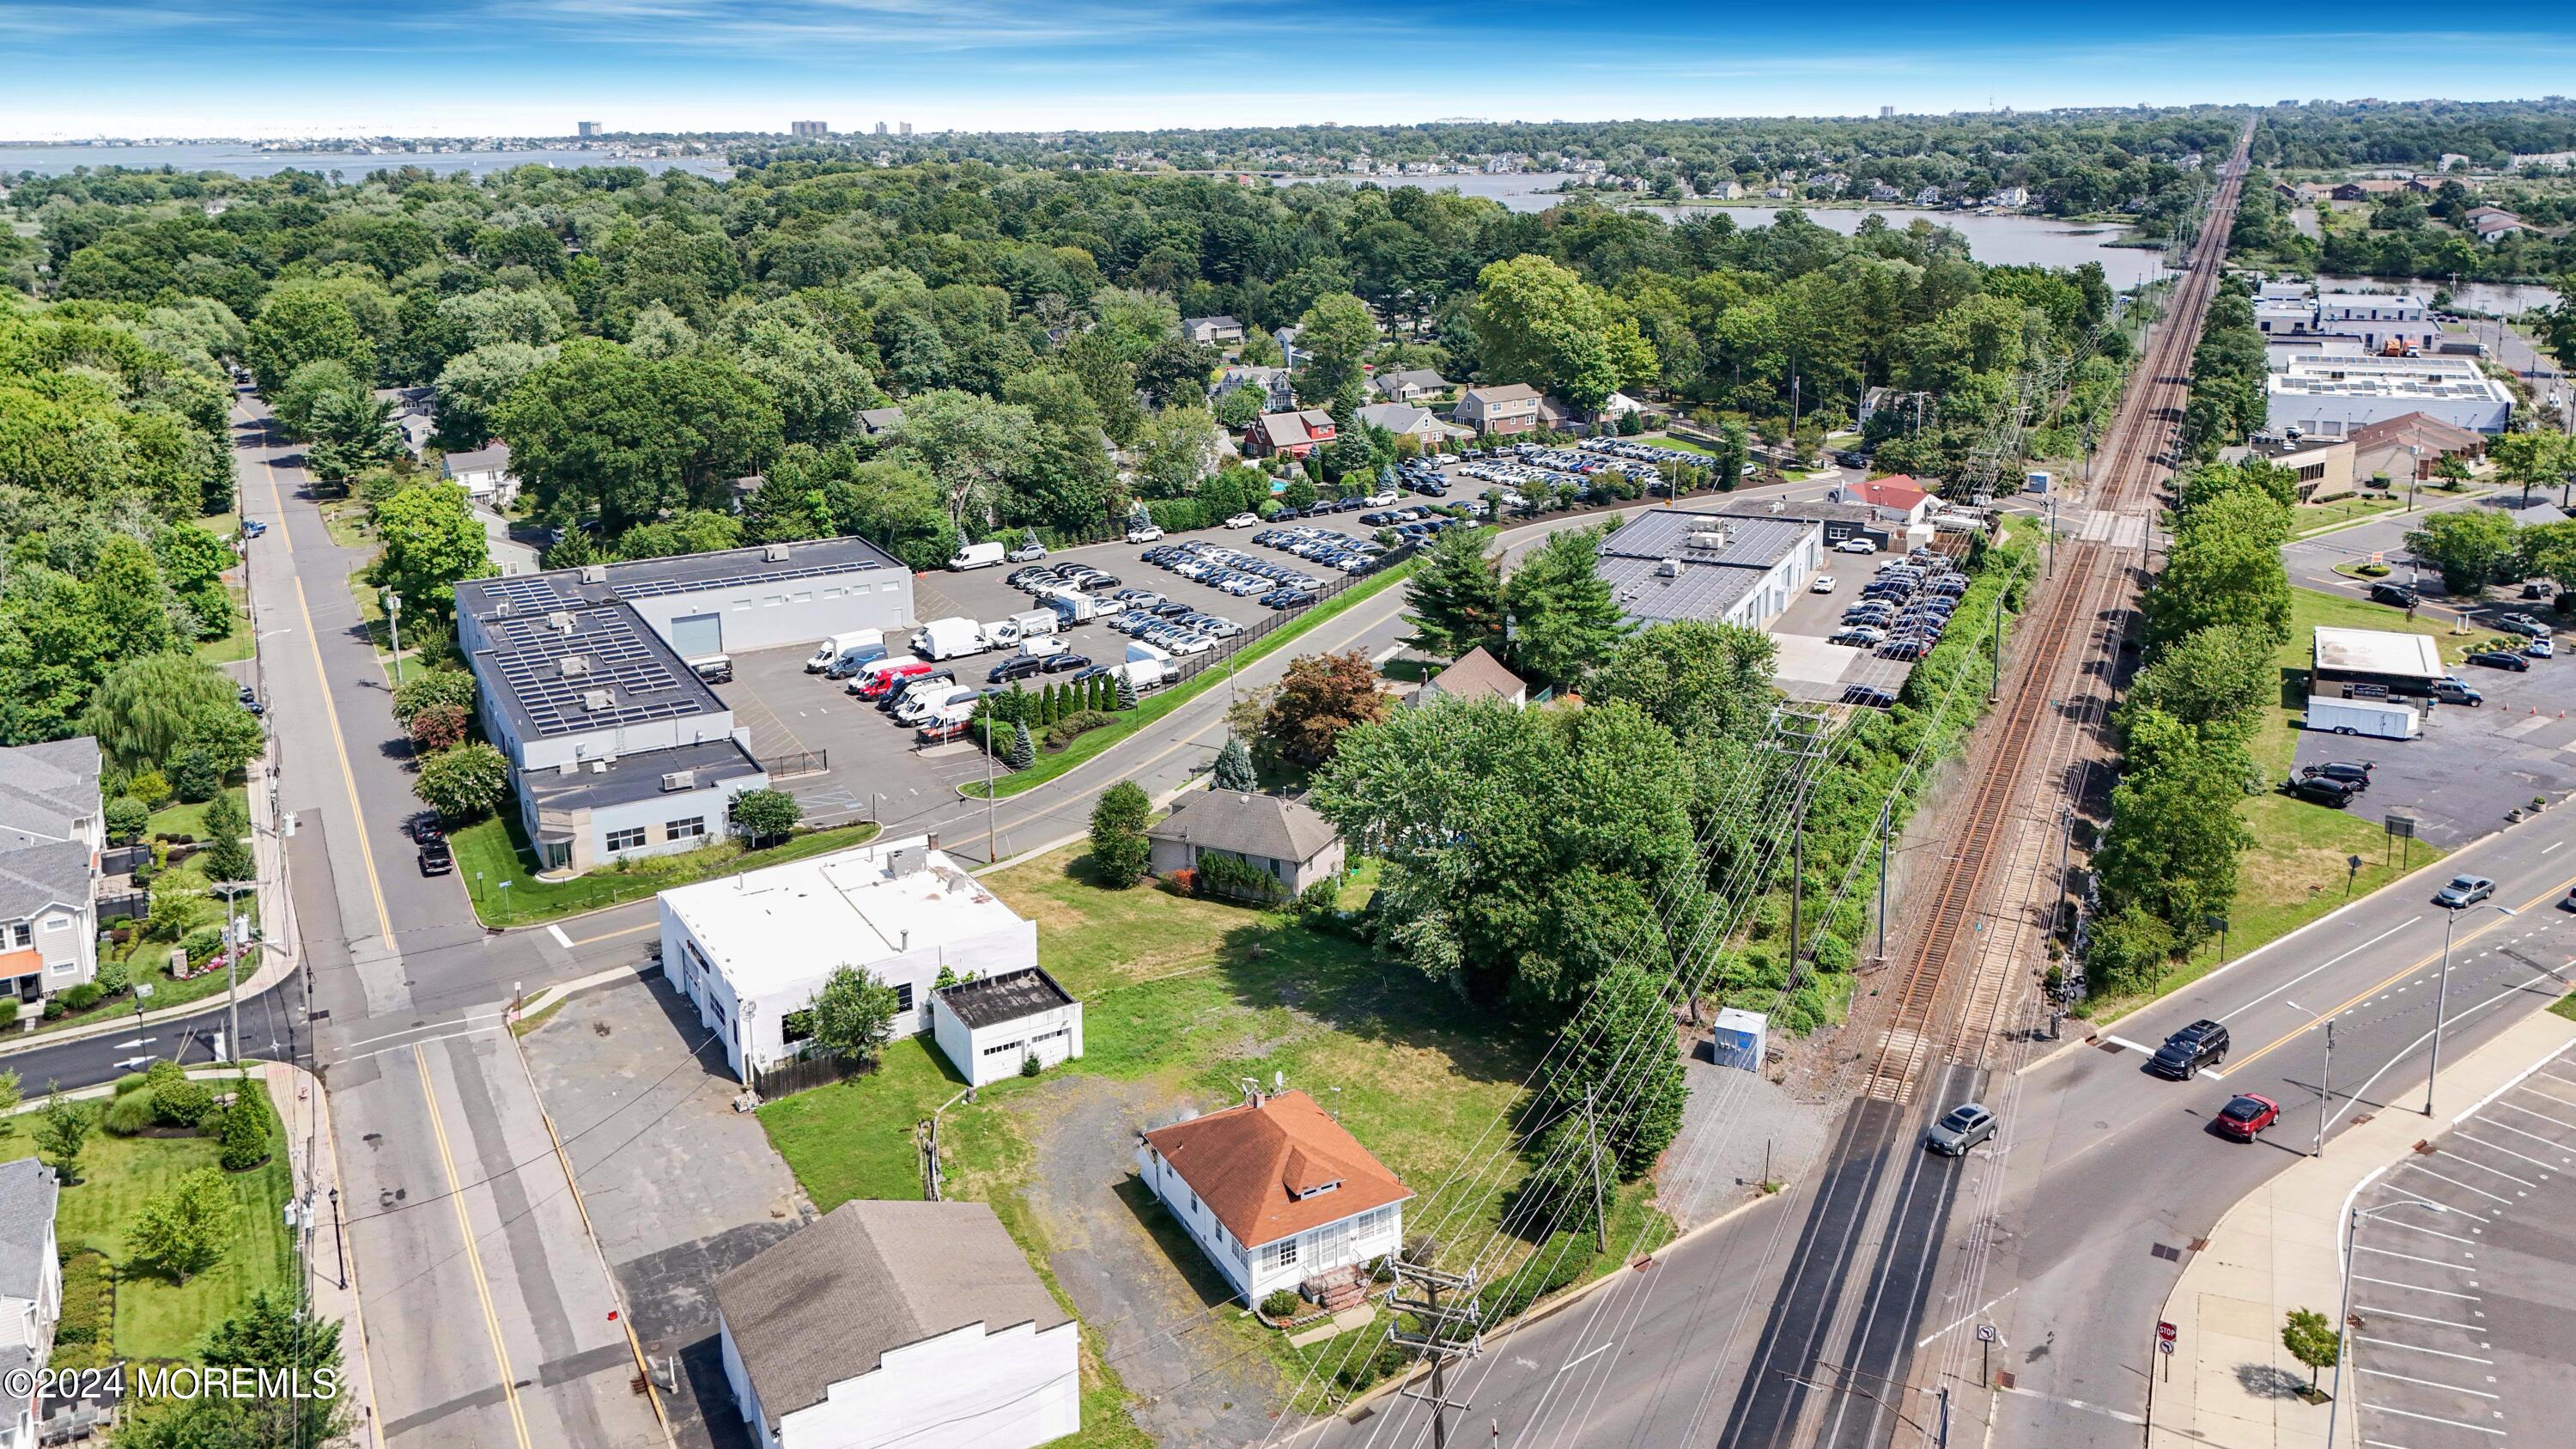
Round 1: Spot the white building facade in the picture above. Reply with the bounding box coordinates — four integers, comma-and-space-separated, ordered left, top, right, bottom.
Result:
1136, 1089, 1412, 1306
2266, 355, 2513, 438
929, 968, 1086, 1087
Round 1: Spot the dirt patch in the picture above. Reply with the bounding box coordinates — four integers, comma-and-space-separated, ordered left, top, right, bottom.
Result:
1009, 1073, 1287, 1446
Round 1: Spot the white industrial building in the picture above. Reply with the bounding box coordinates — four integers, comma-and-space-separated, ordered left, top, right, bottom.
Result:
1137, 1088, 1411, 1308
929, 967, 1084, 1087
2265, 355, 2512, 439
659, 835, 1037, 1084
1593, 508, 1826, 633
2251, 287, 2440, 354
455, 538, 914, 874
715, 1198, 1078, 1449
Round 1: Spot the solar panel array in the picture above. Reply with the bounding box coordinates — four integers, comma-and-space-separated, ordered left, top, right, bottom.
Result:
473, 575, 571, 613
611, 558, 882, 601
486, 605, 705, 736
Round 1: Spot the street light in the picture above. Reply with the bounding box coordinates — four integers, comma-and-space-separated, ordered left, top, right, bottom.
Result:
2326, 1199, 2447, 1448
2284, 999, 2337, 1158
2428, 902, 2515, 1117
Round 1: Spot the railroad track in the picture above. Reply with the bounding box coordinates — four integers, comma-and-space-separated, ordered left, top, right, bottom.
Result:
1860, 126, 2256, 1100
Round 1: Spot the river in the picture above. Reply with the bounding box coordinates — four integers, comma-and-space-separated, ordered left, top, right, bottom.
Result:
0, 142, 732, 180
2312, 274, 2560, 316
1279, 171, 2167, 287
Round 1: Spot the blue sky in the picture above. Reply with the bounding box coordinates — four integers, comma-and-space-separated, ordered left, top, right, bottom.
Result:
3, 1, 2573, 138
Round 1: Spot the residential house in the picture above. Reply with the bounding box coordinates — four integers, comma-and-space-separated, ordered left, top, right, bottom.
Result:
2464, 206, 2525, 242
715, 1199, 1078, 1449
1246, 410, 1338, 460
1534, 394, 1586, 434
1274, 325, 1309, 370
1831, 475, 1936, 527
1763, 185, 1792, 200
855, 406, 905, 437
1354, 402, 1473, 452
1867, 182, 1904, 203
1418, 646, 1527, 708
0, 1160, 60, 1449
374, 387, 438, 457
1216, 366, 1296, 414
1368, 368, 1451, 405
0, 738, 104, 1008
1707, 180, 1745, 200
1991, 186, 2031, 208
1181, 315, 1247, 348
2331, 179, 2409, 201
1914, 185, 1943, 207
660, 834, 1036, 1083
1148, 791, 1346, 899
2347, 411, 2488, 483
441, 441, 520, 506
930, 967, 1084, 1088
1451, 382, 1541, 436
1136, 1087, 1410, 1307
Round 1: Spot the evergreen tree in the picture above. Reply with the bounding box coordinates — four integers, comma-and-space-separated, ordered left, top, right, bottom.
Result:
1503, 526, 1627, 688
1008, 723, 1036, 770
1400, 525, 1504, 660
1115, 673, 1140, 709
1213, 734, 1260, 792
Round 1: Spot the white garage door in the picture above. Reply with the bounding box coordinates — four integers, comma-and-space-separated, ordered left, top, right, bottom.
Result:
1029, 1026, 1073, 1068
668, 612, 723, 661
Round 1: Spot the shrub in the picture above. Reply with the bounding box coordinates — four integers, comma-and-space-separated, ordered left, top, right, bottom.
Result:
1044, 710, 1116, 749
406, 703, 470, 753
2356, 562, 2391, 577
154, 1075, 216, 1129
180, 925, 225, 964
413, 741, 510, 821
1261, 1289, 1302, 1320
57, 983, 103, 1014
217, 1096, 270, 1171
126, 768, 171, 810
392, 668, 478, 722
166, 746, 222, 803
94, 961, 128, 997
1020, 1052, 1042, 1078
113, 1072, 155, 1097
104, 795, 149, 843
1087, 781, 1151, 886
728, 788, 801, 846
0, 999, 18, 1027
103, 1091, 159, 1137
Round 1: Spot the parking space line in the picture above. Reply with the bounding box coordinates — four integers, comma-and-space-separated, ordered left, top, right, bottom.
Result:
2360, 1367, 2500, 1399
2357, 1306, 2482, 1331
2476, 1115, 2576, 1149
2361, 1440, 2419, 1449
2358, 1336, 2493, 1365
2364, 1403, 2506, 1435
2355, 1244, 2476, 1272
2355, 1275, 2480, 1300
2449, 1132, 2565, 1172
2370, 1213, 2482, 1247
2402, 1164, 2512, 1203
2427, 1153, 2538, 1188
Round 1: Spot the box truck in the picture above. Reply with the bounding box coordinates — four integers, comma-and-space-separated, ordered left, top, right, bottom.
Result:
949, 540, 1006, 571
1124, 640, 1176, 685
807, 630, 887, 673
911, 617, 990, 661
2304, 697, 2421, 740
1043, 588, 1104, 624
983, 610, 1060, 648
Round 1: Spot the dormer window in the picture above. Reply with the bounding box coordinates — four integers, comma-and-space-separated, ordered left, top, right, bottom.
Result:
1295, 1180, 1340, 1201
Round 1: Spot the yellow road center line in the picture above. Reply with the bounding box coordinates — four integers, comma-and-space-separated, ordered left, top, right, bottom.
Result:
413, 1045, 535, 1449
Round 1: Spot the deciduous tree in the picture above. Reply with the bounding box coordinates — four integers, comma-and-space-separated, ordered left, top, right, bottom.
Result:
804, 965, 900, 1064
374, 482, 490, 614
127, 1166, 233, 1286
1261, 650, 1389, 765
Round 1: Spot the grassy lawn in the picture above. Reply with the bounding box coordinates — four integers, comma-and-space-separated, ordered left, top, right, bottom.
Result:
144, 786, 249, 845
2292, 494, 2404, 539
2551, 989, 2576, 1024
319, 498, 373, 550
447, 814, 882, 928
963, 561, 1419, 801
2088, 588, 2457, 1020
49, 1080, 296, 1363
194, 582, 255, 666
1641, 431, 1716, 456
760, 841, 1667, 1426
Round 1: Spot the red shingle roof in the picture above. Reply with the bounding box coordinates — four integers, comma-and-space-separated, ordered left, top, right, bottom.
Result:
1142, 1090, 1410, 1249
1853, 477, 1929, 513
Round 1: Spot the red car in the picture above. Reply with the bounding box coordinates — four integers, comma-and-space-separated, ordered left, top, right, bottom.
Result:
2214, 1093, 2280, 1141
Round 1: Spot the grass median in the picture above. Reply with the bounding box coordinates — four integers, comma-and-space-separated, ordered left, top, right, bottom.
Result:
447, 813, 883, 928
961, 559, 1419, 801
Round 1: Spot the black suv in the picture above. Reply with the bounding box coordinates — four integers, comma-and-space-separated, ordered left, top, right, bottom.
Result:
417, 836, 454, 876
2147, 1020, 2229, 1080
2305, 761, 2373, 791
2285, 773, 2362, 807
2368, 581, 2419, 607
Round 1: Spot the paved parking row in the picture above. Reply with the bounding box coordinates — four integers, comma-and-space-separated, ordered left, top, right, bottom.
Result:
2344, 1039, 2576, 1449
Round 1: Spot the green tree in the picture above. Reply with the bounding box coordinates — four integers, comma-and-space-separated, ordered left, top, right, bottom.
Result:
1008, 722, 1036, 770
246, 283, 373, 393
2405, 508, 2518, 595
104, 795, 149, 843
33, 1088, 91, 1183
728, 788, 801, 845
2093, 715, 2254, 957
154, 522, 237, 641
1400, 525, 1504, 660
81, 653, 236, 771
392, 668, 478, 721
498, 338, 782, 534
1503, 526, 1626, 687
304, 387, 401, 485
1516, 1117, 1611, 1242
0, 1069, 21, 1127
199, 790, 253, 884
888, 388, 1038, 532
1088, 780, 1152, 886
1469, 255, 1656, 411
412, 741, 510, 821
434, 341, 552, 446
127, 1166, 234, 1285
1261, 650, 1391, 766
2125, 623, 2275, 739
270, 358, 361, 441
197, 1289, 352, 1447
805, 964, 900, 1064
1292, 292, 1380, 408
1538, 966, 1686, 1176
2281, 1307, 2341, 1392
374, 482, 490, 613
2148, 491, 2292, 648
217, 1094, 270, 1170
1213, 734, 1259, 792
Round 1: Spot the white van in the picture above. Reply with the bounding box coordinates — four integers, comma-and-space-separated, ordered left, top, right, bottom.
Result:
912, 617, 991, 661
895, 684, 978, 726
982, 609, 1060, 648
807, 630, 887, 674
949, 540, 1006, 571
1019, 635, 1070, 660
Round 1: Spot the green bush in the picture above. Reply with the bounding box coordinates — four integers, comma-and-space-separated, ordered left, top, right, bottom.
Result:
166, 746, 222, 803
180, 925, 224, 965
50, 1251, 110, 1370
94, 962, 128, 997
104, 795, 149, 843
112, 1072, 154, 1097
103, 1090, 159, 1136
1043, 710, 1117, 749
216, 1095, 270, 1172
154, 1075, 216, 1129
2357, 562, 2391, 577
57, 983, 103, 1014
0, 999, 19, 1027
1261, 1288, 1302, 1319
1019, 1051, 1042, 1078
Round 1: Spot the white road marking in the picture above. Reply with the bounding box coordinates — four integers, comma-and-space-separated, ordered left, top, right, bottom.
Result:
2360, 1367, 2500, 1399
331, 1013, 507, 1052
1916, 1288, 2020, 1349
2356, 1244, 2475, 1272
2448, 1132, 2563, 1172
2226, 917, 2420, 1020
547, 923, 572, 948
2358, 1336, 2492, 1365
2361, 1403, 2505, 1435
2546, 839, 2565, 854
2370, 1214, 2482, 1247
2475, 1115, 2576, 1149
1558, 1342, 1612, 1373
2402, 1164, 2512, 1204
1991, 1384, 2143, 1426
2101, 1035, 2153, 1055
2357, 1306, 2482, 1331
2427, 1153, 2537, 1188
2354, 1275, 2480, 1301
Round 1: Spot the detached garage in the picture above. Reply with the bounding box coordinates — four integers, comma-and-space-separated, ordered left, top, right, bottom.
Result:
931, 968, 1084, 1087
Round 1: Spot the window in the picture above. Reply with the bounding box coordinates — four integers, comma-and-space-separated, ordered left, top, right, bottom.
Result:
665, 817, 707, 843
732, 600, 750, 612
1266, 1238, 1298, 1270
790, 592, 812, 605
763, 595, 785, 608
823, 588, 842, 600
981, 1040, 1024, 1058
4, 922, 27, 949
604, 826, 647, 852
40, 914, 70, 932
880, 582, 900, 594
781, 1010, 814, 1045
893, 983, 914, 1013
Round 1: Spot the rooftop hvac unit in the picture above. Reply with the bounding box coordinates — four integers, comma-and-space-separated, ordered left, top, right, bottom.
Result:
494, 598, 516, 616
581, 688, 613, 712
659, 770, 696, 792
1687, 527, 1730, 550
590, 759, 607, 773
580, 563, 608, 584
546, 610, 574, 633
558, 654, 590, 679
1656, 558, 1682, 578
557, 760, 580, 776
762, 543, 791, 562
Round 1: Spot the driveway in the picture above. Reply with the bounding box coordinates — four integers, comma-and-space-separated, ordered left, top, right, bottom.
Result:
521, 971, 811, 1449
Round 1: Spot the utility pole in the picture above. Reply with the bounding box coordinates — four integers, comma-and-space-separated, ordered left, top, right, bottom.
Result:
983, 721, 998, 863
1777, 709, 1830, 972
1988, 585, 2005, 704
214, 880, 252, 1065
383, 590, 404, 685
1582, 1090, 1607, 1251
1874, 796, 1893, 966
1392, 1263, 1482, 1449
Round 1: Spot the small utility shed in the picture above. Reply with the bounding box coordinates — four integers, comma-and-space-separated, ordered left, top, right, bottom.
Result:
931, 967, 1085, 1087
1147, 792, 1346, 898
715, 1198, 1078, 1449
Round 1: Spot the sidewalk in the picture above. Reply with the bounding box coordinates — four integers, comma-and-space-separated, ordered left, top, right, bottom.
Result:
265, 1059, 384, 1449
2148, 1005, 2576, 1448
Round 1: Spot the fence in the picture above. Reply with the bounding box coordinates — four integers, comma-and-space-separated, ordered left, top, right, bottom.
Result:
1162, 539, 1425, 694
755, 1047, 877, 1099
757, 750, 829, 780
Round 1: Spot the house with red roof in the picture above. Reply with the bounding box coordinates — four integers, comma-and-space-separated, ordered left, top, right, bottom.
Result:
1834, 475, 1934, 525
1246, 409, 1338, 459
1136, 1088, 1411, 1307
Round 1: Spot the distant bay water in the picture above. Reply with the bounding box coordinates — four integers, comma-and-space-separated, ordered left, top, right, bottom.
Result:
0, 142, 732, 180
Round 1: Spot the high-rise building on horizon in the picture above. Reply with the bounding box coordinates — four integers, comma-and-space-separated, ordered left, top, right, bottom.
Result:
577, 120, 603, 137
899, 121, 912, 137
1879, 105, 1895, 119
792, 120, 830, 137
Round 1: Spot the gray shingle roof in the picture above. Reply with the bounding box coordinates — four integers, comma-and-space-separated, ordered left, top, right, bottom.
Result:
715, 1199, 1066, 1427
0, 841, 92, 922
443, 441, 513, 474
0, 1159, 58, 1301
1147, 792, 1340, 863
0, 737, 100, 852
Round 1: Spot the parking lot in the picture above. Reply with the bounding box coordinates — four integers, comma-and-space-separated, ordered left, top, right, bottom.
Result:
2342, 1037, 2576, 1449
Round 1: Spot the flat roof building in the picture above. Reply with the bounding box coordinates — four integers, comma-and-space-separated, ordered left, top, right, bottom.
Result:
929, 967, 1084, 1087
2267, 355, 2512, 439
2312, 624, 2445, 697
1595, 508, 1823, 632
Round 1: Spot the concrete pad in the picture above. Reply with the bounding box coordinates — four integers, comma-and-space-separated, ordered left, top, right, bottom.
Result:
1288, 1305, 1378, 1347
2200, 1292, 2277, 1340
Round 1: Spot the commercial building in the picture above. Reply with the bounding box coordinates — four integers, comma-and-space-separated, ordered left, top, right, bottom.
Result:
1137, 1087, 1410, 1307
929, 967, 1084, 1087
455, 537, 912, 873
2311, 625, 2446, 699
715, 1198, 1078, 1449
577, 121, 602, 137
2349, 411, 2487, 483
2266, 355, 2512, 438
1593, 508, 1824, 632
2315, 290, 2439, 352
2233, 432, 2359, 502
659, 835, 1036, 1083
0, 738, 103, 1007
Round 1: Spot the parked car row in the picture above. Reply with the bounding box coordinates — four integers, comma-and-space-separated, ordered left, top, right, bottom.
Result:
1832, 555, 1965, 661
1144, 539, 1332, 600
1577, 435, 1710, 469
1005, 560, 1123, 599
1243, 527, 1390, 576
1104, 605, 1230, 655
